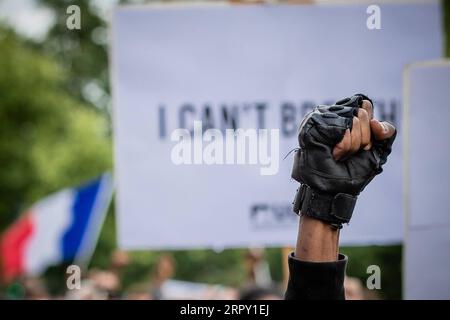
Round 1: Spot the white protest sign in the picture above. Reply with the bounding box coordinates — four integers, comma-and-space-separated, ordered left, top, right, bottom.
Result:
111, 3, 442, 249
404, 61, 450, 299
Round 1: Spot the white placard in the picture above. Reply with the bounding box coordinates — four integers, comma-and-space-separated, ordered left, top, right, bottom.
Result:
404, 61, 450, 299
111, 2, 442, 249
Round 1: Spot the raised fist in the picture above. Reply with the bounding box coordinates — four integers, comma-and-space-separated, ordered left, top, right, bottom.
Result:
291, 94, 396, 229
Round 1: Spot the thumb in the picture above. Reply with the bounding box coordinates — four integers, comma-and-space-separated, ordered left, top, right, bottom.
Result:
370, 119, 396, 141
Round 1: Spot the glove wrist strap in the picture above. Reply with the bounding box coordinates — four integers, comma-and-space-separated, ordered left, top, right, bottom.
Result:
293, 184, 357, 229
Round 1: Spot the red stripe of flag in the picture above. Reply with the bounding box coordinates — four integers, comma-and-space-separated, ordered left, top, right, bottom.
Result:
0, 213, 34, 283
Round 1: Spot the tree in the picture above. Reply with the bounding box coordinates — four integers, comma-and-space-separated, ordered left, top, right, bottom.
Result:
38, 0, 110, 114
0, 26, 111, 231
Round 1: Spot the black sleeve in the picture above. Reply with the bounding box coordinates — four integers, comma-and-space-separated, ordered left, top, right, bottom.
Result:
284, 253, 347, 300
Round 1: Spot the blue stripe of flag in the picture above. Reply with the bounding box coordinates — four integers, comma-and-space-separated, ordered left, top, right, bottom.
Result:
61, 178, 102, 261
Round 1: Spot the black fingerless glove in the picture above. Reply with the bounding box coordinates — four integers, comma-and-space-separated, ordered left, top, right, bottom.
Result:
291, 94, 396, 229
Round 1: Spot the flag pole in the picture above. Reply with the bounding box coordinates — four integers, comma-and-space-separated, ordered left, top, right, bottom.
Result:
74, 173, 114, 272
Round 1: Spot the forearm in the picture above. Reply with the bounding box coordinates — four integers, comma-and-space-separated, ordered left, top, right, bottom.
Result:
285, 216, 347, 300
295, 216, 339, 262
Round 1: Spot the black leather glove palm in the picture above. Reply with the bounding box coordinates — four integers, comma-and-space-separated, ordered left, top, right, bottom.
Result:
291, 94, 396, 229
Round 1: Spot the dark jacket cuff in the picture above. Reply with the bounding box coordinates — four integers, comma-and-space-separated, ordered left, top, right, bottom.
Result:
284, 253, 347, 300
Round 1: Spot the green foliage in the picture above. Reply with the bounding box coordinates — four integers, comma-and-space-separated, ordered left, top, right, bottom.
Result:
341, 245, 402, 299
0, 27, 111, 230
445, 0, 450, 56
38, 0, 110, 113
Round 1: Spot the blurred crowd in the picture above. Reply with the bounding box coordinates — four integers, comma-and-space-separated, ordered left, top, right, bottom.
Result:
1, 248, 374, 300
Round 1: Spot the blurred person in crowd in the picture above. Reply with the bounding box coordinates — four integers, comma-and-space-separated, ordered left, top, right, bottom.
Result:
243, 248, 272, 288
65, 278, 108, 300
88, 269, 121, 299
22, 277, 49, 300
149, 254, 237, 299
156, 279, 239, 300
65, 250, 128, 299
344, 276, 365, 300
65, 268, 119, 300
110, 250, 130, 275
125, 290, 153, 300
105, 249, 131, 298
150, 254, 176, 299
124, 283, 153, 300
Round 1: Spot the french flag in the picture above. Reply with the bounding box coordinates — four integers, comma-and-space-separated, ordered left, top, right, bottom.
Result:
0, 174, 113, 282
